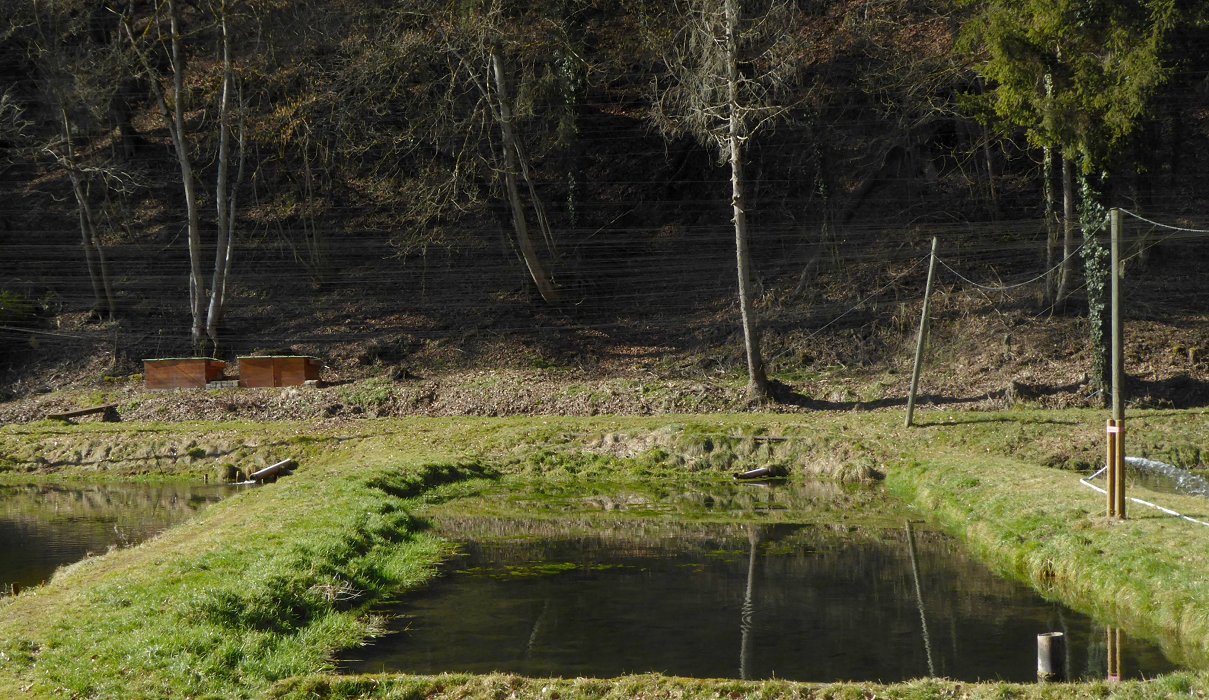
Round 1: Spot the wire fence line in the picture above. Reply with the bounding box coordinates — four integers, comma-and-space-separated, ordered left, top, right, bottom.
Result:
935, 237, 1091, 293
783, 255, 929, 354
2, 208, 1206, 357
929, 208, 1208, 296
1120, 208, 1209, 235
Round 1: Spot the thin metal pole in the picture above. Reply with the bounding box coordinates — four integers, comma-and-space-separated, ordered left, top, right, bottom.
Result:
1110, 208, 1125, 519
906, 237, 939, 427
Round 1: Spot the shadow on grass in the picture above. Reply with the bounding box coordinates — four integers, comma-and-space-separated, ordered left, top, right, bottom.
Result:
368, 461, 499, 501
771, 380, 1011, 412
1130, 375, 1209, 410
909, 414, 1081, 428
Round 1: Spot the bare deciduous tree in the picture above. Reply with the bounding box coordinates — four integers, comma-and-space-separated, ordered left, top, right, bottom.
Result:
436, 2, 562, 303
24, 1, 136, 321
1056, 152, 1075, 307
204, 0, 244, 346
652, 0, 800, 401
0, 89, 29, 246
487, 44, 559, 304
289, 1, 565, 303
54, 108, 117, 321
0, 91, 28, 161
124, 0, 245, 353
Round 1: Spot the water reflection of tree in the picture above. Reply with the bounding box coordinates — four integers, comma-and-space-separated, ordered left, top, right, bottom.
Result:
446, 516, 1091, 674
0, 484, 232, 523
739, 525, 759, 679
358, 515, 1180, 682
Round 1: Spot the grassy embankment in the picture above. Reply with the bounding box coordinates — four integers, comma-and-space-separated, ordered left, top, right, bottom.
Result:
0, 420, 476, 698
1, 410, 1208, 698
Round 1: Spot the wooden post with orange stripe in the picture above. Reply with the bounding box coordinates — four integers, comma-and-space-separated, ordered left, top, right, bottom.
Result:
1107, 419, 1123, 518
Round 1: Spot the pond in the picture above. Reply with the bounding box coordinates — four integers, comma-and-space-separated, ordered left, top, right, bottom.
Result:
344, 516, 1178, 683
0, 481, 240, 592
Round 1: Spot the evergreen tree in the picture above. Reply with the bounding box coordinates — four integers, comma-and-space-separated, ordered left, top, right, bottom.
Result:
962, 0, 1187, 400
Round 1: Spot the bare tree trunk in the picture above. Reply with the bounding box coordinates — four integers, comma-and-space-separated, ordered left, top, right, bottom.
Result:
1042, 74, 1056, 304
303, 142, 317, 274
124, 2, 204, 349
60, 108, 115, 320
725, 0, 768, 401
123, 2, 211, 350
982, 130, 997, 217
72, 192, 104, 315
205, 2, 234, 350
218, 106, 245, 321
516, 136, 556, 257
94, 233, 116, 321
164, 0, 206, 351
976, 78, 998, 218
298, 135, 327, 286
64, 143, 102, 313
1056, 153, 1075, 307
490, 49, 559, 304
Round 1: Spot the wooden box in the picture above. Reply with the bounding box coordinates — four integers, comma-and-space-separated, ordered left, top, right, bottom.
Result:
237, 356, 322, 388
143, 358, 227, 390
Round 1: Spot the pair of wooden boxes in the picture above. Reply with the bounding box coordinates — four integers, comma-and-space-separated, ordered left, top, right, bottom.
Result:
143, 356, 321, 390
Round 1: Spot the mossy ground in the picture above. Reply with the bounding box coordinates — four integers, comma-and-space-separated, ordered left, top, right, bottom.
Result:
0, 409, 1207, 698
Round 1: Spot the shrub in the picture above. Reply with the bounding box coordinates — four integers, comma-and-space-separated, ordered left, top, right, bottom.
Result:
0, 290, 36, 327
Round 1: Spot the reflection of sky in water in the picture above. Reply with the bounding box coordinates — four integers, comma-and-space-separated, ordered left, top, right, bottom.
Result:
345, 519, 1178, 683
0, 483, 238, 589
1125, 457, 1209, 497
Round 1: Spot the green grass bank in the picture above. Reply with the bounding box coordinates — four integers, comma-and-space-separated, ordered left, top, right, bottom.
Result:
0, 410, 1207, 698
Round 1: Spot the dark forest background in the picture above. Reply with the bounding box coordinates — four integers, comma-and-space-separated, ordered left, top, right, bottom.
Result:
2, 0, 1208, 406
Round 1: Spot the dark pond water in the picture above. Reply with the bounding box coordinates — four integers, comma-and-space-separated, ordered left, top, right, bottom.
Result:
344, 519, 1178, 683
0, 482, 240, 591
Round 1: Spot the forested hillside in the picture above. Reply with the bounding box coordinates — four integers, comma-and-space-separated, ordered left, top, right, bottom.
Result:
2, 0, 1208, 408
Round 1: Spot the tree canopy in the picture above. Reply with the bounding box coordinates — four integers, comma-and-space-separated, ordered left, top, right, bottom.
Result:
963, 0, 1188, 169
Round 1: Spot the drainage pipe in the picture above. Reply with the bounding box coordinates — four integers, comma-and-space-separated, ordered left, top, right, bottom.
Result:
1037, 631, 1066, 682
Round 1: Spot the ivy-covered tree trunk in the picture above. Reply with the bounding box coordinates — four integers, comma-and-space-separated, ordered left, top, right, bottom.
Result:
1079, 171, 1111, 406
1056, 155, 1076, 308
1043, 145, 1056, 305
